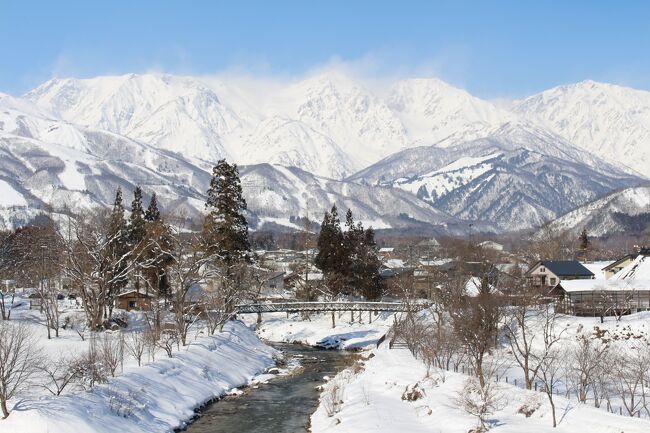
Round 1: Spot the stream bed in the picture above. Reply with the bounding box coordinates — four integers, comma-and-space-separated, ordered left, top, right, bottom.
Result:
184, 342, 354, 433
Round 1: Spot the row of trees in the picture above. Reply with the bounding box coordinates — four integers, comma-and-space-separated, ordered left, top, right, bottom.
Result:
395, 265, 650, 430
315, 206, 381, 300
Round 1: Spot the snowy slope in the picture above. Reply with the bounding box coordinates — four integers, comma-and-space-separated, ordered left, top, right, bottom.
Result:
0, 95, 214, 226
514, 80, 650, 176
239, 163, 481, 233
542, 185, 650, 236
349, 125, 640, 231
387, 77, 512, 146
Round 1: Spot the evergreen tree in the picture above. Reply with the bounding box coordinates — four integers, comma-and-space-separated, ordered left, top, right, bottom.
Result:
579, 228, 590, 251
128, 186, 146, 246
144, 192, 161, 222
203, 159, 251, 269
315, 205, 346, 296
357, 227, 382, 300
106, 187, 129, 310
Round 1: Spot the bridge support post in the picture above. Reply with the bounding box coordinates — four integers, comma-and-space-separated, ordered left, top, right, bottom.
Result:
350, 311, 354, 323
331, 312, 336, 328
369, 311, 372, 324
256, 312, 262, 328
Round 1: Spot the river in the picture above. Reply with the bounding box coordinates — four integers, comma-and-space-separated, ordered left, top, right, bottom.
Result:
184, 342, 353, 433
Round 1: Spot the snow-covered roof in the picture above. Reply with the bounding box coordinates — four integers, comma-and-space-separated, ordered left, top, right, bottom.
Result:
383, 259, 406, 269
116, 289, 155, 298
580, 261, 614, 280
560, 256, 650, 292
478, 240, 504, 251
611, 254, 650, 281
419, 258, 453, 267
464, 276, 500, 297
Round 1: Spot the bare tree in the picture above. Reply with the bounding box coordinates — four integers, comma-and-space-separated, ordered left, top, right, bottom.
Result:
39, 352, 81, 396
504, 293, 565, 390
456, 355, 506, 431
0, 321, 42, 418
157, 213, 219, 345
568, 332, 610, 404
538, 346, 564, 428
449, 287, 500, 388
125, 331, 147, 366
98, 331, 124, 377
59, 211, 151, 330
611, 340, 650, 417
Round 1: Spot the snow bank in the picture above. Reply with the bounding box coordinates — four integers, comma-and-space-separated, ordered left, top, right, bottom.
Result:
1, 321, 277, 433
311, 346, 650, 433
249, 311, 394, 349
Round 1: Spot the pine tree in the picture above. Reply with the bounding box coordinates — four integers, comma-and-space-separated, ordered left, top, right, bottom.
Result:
579, 228, 590, 251
203, 159, 251, 269
358, 227, 382, 300
144, 192, 161, 222
128, 186, 146, 247
106, 187, 129, 311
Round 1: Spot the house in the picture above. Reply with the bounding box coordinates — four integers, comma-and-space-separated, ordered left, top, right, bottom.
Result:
602, 254, 636, 279
115, 289, 154, 311
526, 260, 594, 289
580, 261, 615, 280
554, 253, 650, 316
378, 247, 395, 260
416, 238, 441, 258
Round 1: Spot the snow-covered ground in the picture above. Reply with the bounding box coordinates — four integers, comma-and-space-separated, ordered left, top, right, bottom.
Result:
310, 344, 650, 433
0, 293, 279, 433
245, 310, 395, 349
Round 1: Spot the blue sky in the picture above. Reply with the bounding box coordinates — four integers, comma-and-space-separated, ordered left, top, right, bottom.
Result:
2, 1, 649, 98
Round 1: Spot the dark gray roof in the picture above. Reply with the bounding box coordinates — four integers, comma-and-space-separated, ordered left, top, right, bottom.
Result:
540, 260, 594, 277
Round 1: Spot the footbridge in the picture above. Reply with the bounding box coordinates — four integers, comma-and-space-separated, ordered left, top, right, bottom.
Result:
234, 300, 431, 314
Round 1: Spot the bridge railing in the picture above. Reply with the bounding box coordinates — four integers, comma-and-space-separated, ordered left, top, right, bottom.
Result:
234, 300, 432, 314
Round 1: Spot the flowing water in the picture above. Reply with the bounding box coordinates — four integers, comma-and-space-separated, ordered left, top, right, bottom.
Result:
184, 343, 353, 433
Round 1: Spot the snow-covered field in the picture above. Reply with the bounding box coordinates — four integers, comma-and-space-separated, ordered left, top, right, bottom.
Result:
0, 293, 279, 433
310, 344, 650, 433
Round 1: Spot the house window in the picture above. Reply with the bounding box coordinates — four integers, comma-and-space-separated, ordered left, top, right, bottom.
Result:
550, 278, 556, 285
270, 284, 276, 289
540, 267, 546, 273
128, 301, 137, 308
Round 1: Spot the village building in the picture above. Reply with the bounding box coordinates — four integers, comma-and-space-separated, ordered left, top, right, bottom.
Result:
602, 254, 637, 279
553, 252, 650, 316
525, 260, 594, 289
378, 247, 395, 261
114, 289, 155, 311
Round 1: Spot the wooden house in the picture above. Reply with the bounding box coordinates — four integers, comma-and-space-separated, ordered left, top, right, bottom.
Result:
115, 290, 154, 311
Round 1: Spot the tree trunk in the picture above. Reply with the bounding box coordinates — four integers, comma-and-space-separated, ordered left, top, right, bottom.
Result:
1, 398, 9, 419
331, 312, 335, 328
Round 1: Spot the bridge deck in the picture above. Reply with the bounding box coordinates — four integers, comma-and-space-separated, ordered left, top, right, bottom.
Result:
234, 301, 430, 314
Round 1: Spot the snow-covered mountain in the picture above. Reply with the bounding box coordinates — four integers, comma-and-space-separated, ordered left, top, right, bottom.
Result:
514, 80, 650, 176
387, 78, 513, 146
348, 125, 641, 231
540, 185, 650, 237
238, 163, 484, 234
0, 94, 469, 232
4, 71, 650, 234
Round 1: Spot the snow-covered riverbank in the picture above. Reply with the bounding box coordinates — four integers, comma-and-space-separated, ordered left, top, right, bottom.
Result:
0, 321, 277, 433
246, 311, 394, 349
310, 335, 650, 433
